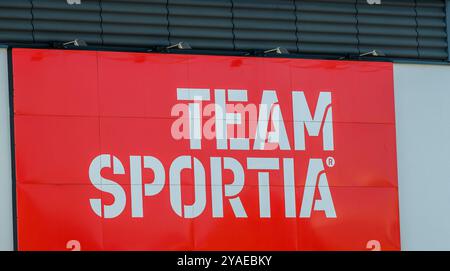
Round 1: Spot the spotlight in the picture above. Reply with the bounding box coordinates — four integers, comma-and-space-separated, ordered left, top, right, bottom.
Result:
62, 39, 88, 47
166, 42, 192, 50
359, 50, 385, 57
52, 39, 88, 49
263, 47, 289, 55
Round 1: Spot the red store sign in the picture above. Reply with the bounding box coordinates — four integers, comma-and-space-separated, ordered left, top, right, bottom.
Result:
12, 48, 400, 250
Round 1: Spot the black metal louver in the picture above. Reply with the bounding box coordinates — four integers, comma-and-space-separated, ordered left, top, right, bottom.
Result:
0, 0, 447, 61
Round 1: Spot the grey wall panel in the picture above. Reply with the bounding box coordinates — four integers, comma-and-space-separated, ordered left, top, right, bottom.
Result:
357, 0, 419, 58
233, 0, 297, 52
394, 63, 450, 250
102, 0, 168, 47
297, 0, 358, 55
168, 0, 233, 50
0, 1, 33, 43
32, 0, 102, 44
416, 0, 448, 60
0, 48, 13, 251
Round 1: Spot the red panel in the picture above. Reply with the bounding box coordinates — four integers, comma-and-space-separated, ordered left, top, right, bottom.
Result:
192, 185, 299, 251
17, 183, 103, 251
13, 48, 400, 251
297, 187, 400, 251
98, 52, 190, 118
13, 49, 99, 116
14, 115, 100, 184
101, 185, 194, 251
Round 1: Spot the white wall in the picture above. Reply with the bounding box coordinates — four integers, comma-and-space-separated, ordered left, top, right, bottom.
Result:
394, 63, 450, 251
0, 48, 13, 251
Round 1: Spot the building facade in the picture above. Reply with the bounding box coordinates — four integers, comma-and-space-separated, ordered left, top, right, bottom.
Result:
0, 0, 449, 251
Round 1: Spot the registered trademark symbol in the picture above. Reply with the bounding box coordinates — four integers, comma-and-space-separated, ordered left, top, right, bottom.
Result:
326, 157, 335, 168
